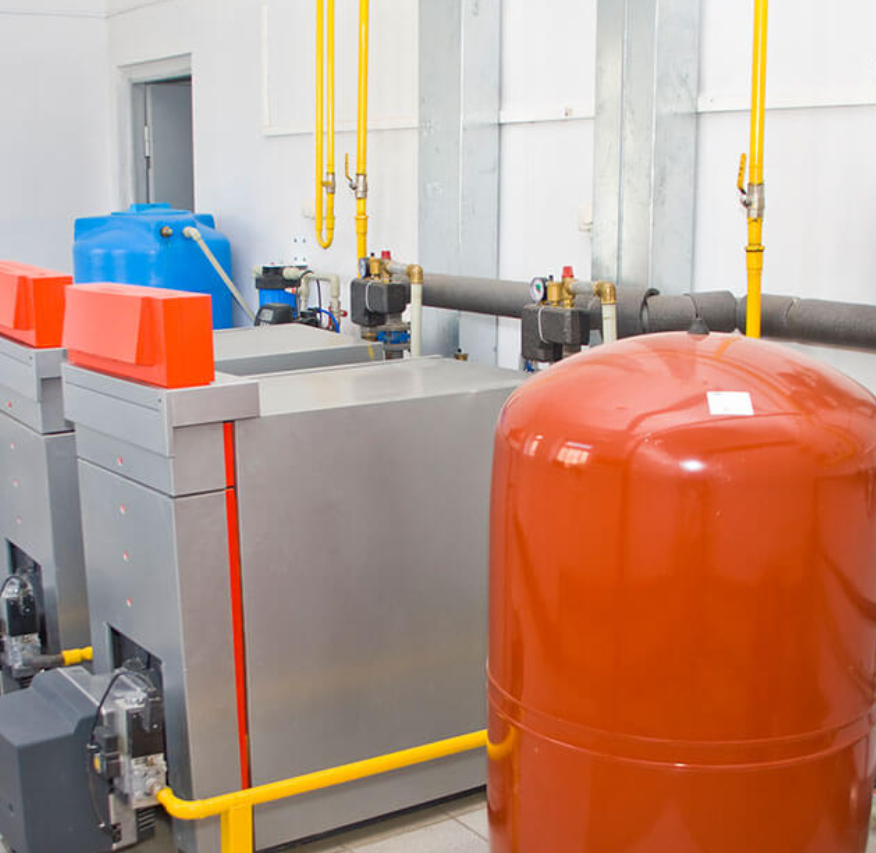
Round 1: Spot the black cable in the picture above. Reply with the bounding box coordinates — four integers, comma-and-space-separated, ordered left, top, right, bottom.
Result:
86, 668, 159, 834
86, 670, 127, 833
296, 268, 313, 319
0, 575, 24, 598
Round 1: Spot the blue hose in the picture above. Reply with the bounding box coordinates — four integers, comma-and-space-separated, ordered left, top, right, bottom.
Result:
313, 308, 340, 332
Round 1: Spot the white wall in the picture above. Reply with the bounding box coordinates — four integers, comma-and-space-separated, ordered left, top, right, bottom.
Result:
696, 0, 876, 386
0, 1, 112, 272
105, 0, 600, 354
6, 0, 876, 383
497, 0, 597, 365
106, 0, 419, 329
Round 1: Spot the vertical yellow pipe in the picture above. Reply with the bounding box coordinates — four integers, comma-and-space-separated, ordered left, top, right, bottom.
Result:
356, 0, 368, 174
749, 0, 768, 186
746, 219, 763, 338
220, 805, 253, 853
315, 0, 335, 250
315, 0, 325, 244
745, 0, 768, 338
354, 0, 369, 262
326, 0, 335, 234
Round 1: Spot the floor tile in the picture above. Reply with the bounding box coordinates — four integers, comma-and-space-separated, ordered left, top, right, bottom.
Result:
453, 806, 488, 840
348, 817, 488, 853
325, 803, 449, 849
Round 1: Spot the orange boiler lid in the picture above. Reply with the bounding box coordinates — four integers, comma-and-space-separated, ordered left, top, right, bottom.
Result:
63, 283, 215, 389
0, 260, 73, 348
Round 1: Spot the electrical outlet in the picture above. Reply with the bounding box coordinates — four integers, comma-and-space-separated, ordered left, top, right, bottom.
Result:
578, 203, 594, 234
290, 235, 309, 267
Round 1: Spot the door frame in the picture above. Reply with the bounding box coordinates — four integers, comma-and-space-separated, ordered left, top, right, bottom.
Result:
133, 76, 193, 207
113, 54, 193, 209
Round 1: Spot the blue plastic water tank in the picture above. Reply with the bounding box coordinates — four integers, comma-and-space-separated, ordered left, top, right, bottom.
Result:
73, 203, 234, 329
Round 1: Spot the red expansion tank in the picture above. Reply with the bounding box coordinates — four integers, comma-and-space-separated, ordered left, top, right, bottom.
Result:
488, 331, 876, 853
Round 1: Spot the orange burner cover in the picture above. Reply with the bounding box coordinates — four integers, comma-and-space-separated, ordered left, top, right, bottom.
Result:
0, 261, 72, 348
64, 283, 215, 389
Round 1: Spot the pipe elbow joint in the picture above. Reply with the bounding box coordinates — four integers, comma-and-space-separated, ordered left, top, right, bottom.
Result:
156, 788, 202, 821
593, 281, 618, 305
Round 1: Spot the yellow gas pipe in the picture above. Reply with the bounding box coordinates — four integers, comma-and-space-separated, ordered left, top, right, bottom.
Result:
157, 730, 490, 853
741, 0, 769, 338
315, 0, 336, 249
346, 0, 370, 263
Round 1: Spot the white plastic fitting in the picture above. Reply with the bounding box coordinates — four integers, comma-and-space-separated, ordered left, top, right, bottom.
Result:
307, 271, 342, 325
602, 302, 618, 345
410, 280, 423, 358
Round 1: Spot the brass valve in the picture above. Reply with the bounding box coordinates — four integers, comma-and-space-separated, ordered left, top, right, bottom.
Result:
547, 266, 577, 309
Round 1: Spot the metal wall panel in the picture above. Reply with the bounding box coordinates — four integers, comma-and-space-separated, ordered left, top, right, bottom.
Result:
592, 0, 701, 293
419, 0, 501, 362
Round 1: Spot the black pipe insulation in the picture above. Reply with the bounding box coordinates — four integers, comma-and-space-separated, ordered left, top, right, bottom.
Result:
643, 291, 739, 334
421, 274, 876, 352
629, 291, 876, 350
743, 295, 876, 350
642, 292, 876, 350
422, 274, 533, 319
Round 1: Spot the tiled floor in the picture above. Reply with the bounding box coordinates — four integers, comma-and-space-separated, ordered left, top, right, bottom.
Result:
288, 791, 876, 853
9, 790, 876, 851
289, 791, 489, 853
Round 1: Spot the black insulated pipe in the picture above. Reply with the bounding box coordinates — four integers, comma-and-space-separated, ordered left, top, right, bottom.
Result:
421, 273, 876, 352
643, 291, 738, 334
422, 274, 532, 319
640, 293, 876, 350
739, 295, 876, 350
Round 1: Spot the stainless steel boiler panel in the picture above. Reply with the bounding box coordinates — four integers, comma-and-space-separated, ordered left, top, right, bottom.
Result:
235, 358, 521, 849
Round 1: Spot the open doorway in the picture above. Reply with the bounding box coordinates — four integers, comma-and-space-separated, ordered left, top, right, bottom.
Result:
132, 77, 194, 212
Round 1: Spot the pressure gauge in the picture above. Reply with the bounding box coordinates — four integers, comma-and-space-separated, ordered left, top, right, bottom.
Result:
530, 277, 548, 303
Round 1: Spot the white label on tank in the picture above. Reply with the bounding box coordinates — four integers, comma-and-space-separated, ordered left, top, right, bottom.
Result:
707, 391, 754, 416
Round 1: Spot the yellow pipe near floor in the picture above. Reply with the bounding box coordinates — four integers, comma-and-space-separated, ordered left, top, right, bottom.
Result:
315, 0, 336, 250
157, 729, 489, 853
744, 0, 768, 338
354, 0, 369, 261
